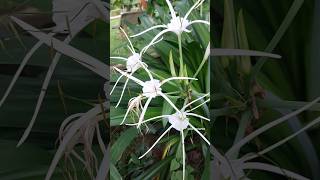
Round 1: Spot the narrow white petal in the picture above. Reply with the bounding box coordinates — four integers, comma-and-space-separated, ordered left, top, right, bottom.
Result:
113, 67, 145, 86
115, 77, 130, 108
182, 93, 209, 111
159, 92, 180, 113
127, 45, 135, 54
165, 0, 176, 18
188, 20, 210, 26
187, 128, 205, 131
138, 61, 154, 80
161, 77, 197, 85
186, 112, 210, 121
120, 26, 135, 53
110, 56, 128, 61
139, 126, 173, 159
188, 122, 210, 145
186, 98, 210, 112
142, 29, 171, 54
184, 29, 192, 33
110, 74, 124, 95
126, 115, 171, 126
140, 37, 164, 57
131, 25, 167, 37
137, 97, 153, 128
183, 0, 204, 21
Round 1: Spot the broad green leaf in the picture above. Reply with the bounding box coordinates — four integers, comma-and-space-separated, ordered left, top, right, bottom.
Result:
110, 162, 123, 180
134, 156, 174, 180
111, 127, 139, 163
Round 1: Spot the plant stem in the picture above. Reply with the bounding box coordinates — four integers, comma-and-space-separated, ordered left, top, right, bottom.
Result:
178, 34, 184, 77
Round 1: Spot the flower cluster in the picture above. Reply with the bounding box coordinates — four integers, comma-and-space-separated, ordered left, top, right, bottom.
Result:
111, 0, 210, 179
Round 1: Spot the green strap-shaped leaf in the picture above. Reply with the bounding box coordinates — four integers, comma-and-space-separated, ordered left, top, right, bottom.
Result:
111, 127, 139, 163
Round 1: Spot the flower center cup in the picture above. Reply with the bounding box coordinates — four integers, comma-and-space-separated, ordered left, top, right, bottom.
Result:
168, 112, 189, 131
142, 79, 162, 98
126, 53, 142, 73
167, 16, 190, 35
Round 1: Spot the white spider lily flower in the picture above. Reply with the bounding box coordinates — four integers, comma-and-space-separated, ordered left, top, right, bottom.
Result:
110, 27, 152, 107
113, 67, 197, 127
168, 112, 189, 131
142, 79, 162, 98
119, 95, 144, 125
126, 53, 142, 73
128, 93, 210, 180
131, 0, 209, 53
110, 28, 163, 107
128, 95, 144, 111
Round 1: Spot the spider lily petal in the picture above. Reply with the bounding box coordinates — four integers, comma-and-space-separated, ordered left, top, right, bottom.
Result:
140, 37, 164, 58
142, 29, 172, 54
194, 0, 205, 9
131, 25, 167, 38
138, 61, 154, 80
120, 27, 135, 53
113, 67, 145, 86
159, 92, 180, 112
188, 122, 210, 145
165, 0, 177, 19
182, 93, 209, 111
160, 77, 197, 85
187, 128, 205, 130
126, 115, 171, 126
110, 56, 128, 61
127, 45, 135, 54
115, 76, 130, 108
183, 0, 205, 22
139, 125, 173, 159
188, 20, 210, 26
137, 97, 153, 128
184, 29, 192, 33
186, 112, 210, 121
187, 98, 210, 112
110, 74, 124, 95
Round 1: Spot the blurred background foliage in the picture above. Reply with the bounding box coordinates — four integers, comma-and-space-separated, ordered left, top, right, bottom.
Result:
0, 0, 107, 179
212, 0, 320, 179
